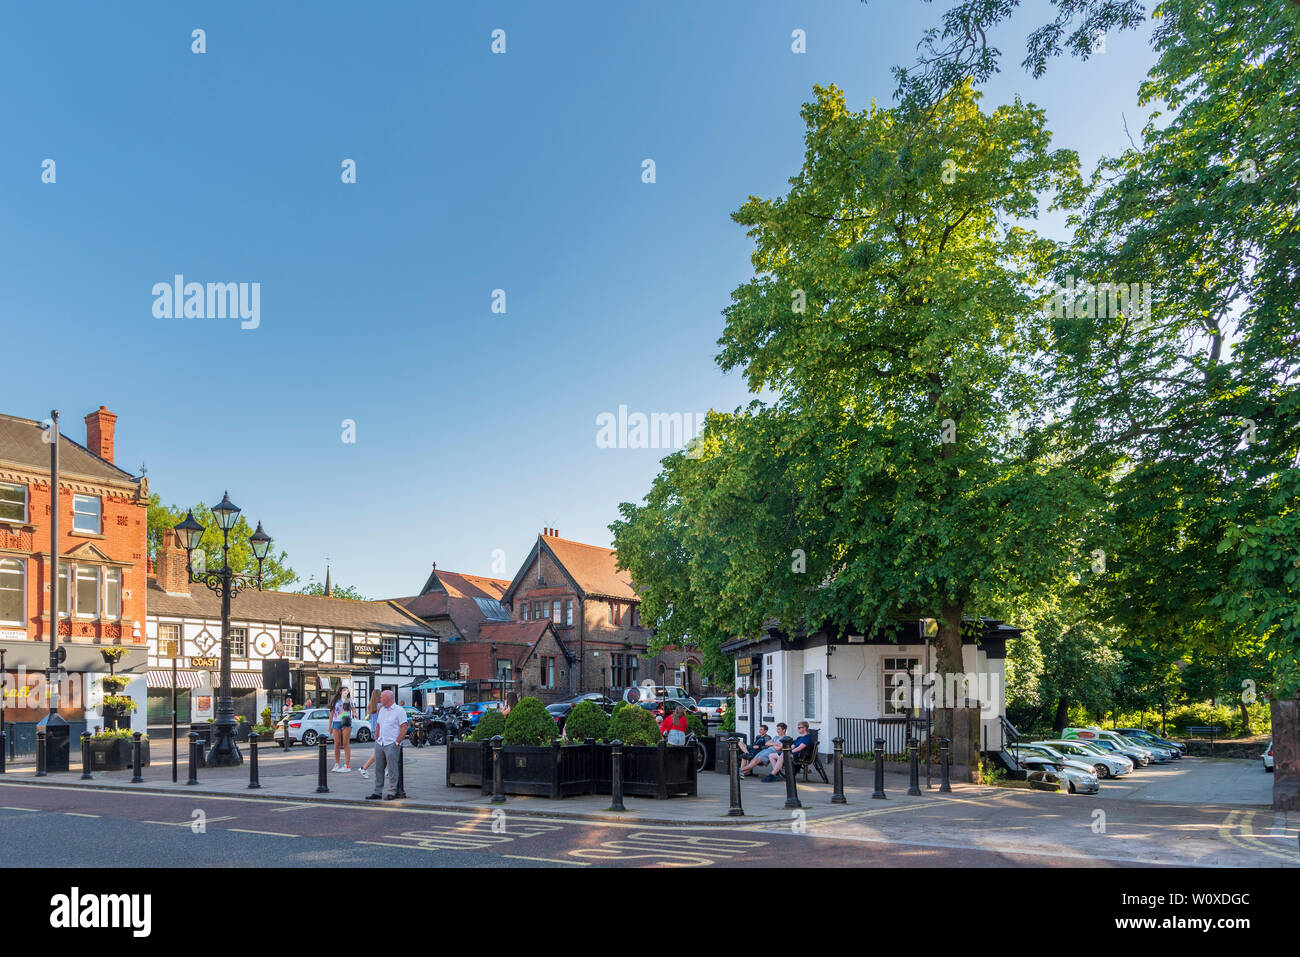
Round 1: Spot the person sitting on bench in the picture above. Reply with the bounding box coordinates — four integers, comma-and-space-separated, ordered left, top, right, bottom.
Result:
736, 724, 771, 762
740, 723, 786, 778
767, 722, 813, 781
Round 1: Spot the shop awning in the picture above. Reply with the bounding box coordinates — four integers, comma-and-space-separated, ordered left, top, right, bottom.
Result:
147, 670, 203, 689
229, 672, 263, 689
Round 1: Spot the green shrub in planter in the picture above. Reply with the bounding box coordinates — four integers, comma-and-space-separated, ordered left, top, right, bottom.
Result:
102, 694, 137, 713
564, 700, 609, 742
721, 703, 735, 732
470, 709, 507, 742
503, 697, 558, 746
100, 675, 130, 694
607, 704, 660, 746
687, 713, 706, 738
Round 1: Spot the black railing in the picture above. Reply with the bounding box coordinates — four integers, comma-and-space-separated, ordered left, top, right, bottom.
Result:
836, 717, 928, 758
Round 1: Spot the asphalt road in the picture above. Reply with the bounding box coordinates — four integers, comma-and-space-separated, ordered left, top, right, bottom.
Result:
0, 781, 1136, 868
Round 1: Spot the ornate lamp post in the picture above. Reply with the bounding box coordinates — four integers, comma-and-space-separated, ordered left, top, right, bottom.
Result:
173, 493, 272, 767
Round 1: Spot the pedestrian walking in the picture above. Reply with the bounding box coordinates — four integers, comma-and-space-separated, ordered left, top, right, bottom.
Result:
366, 690, 408, 800
660, 705, 689, 745
329, 687, 353, 772
359, 690, 381, 779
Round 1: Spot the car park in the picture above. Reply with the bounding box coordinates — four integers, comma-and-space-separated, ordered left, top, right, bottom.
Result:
1034, 739, 1133, 778
1064, 727, 1167, 764
1263, 741, 1274, 772
1116, 727, 1186, 757
1008, 742, 1101, 777
1075, 736, 1151, 767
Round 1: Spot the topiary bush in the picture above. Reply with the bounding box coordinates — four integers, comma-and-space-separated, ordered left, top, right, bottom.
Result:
502, 697, 558, 746
564, 700, 609, 742
470, 709, 507, 742
606, 704, 661, 746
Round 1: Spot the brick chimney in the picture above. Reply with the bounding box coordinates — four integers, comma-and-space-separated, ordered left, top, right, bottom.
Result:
84, 406, 118, 463
155, 530, 192, 596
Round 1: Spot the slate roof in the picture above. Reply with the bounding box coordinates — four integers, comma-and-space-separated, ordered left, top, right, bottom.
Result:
392, 568, 510, 642
480, 619, 574, 663
0, 412, 139, 488
147, 578, 436, 636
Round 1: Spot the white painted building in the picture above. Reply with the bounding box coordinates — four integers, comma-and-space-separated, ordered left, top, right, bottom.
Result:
723, 619, 1015, 757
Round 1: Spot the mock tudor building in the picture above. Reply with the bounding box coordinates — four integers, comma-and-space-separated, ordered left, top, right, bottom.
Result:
0, 407, 150, 751
146, 532, 438, 725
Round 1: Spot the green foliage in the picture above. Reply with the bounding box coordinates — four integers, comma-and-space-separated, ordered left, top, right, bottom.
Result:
99, 675, 130, 694
502, 697, 558, 747
252, 724, 274, 736
721, 702, 735, 732
297, 577, 369, 601
1154, 703, 1271, 739
469, 709, 507, 742
91, 728, 145, 741
101, 694, 136, 713
260, 707, 273, 726
563, 701, 609, 742
606, 704, 661, 747
147, 494, 297, 590
687, 713, 706, 737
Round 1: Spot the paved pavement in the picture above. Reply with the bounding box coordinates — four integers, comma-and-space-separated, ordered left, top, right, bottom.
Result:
1095, 756, 1274, 806
3, 741, 1296, 866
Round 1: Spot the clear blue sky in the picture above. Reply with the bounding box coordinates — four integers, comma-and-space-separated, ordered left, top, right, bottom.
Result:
0, 1, 1157, 598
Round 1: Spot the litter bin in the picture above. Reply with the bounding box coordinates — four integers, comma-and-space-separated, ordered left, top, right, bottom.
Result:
36, 713, 71, 772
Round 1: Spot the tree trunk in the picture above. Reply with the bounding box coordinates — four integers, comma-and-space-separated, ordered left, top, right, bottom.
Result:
1272, 697, 1299, 811
932, 602, 978, 772
1239, 699, 1251, 736
1053, 697, 1070, 735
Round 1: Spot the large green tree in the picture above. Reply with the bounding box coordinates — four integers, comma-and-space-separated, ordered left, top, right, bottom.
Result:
146, 494, 297, 590
615, 82, 1100, 767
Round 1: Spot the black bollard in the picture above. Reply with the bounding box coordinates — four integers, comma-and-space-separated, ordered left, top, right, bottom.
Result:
131, 731, 144, 783
248, 732, 261, 789
186, 732, 199, 785
609, 739, 626, 812
727, 735, 744, 817
316, 738, 329, 793
395, 741, 407, 799
35, 728, 47, 778
781, 736, 802, 809
831, 736, 846, 804
939, 736, 952, 793
871, 737, 887, 799
490, 735, 506, 804
80, 732, 93, 780
0, 731, 6, 774
907, 737, 922, 796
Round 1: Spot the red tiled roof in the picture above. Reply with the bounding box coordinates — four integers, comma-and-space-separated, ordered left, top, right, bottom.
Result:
480, 619, 573, 663
540, 534, 638, 601
392, 567, 510, 643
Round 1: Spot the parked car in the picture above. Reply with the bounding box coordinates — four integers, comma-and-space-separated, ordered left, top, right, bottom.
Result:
1263, 741, 1274, 772
273, 707, 374, 747
462, 701, 506, 727
1034, 739, 1133, 778
1064, 727, 1166, 764
545, 695, 617, 732
696, 697, 730, 724
1020, 754, 1099, 794
1007, 742, 1101, 778
1069, 734, 1150, 767
1115, 727, 1186, 757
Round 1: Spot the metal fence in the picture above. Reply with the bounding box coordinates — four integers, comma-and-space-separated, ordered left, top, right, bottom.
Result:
835, 716, 929, 758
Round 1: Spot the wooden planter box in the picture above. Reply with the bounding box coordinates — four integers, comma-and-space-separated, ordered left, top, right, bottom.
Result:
594, 741, 698, 799
89, 738, 151, 771
446, 739, 491, 790
498, 743, 595, 799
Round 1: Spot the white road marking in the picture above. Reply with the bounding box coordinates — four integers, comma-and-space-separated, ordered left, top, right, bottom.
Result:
228, 828, 298, 837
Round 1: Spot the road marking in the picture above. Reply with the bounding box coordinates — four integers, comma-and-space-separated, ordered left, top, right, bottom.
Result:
0, 806, 39, 812
1221, 810, 1297, 863
271, 803, 318, 813
228, 828, 298, 837
64, 812, 100, 818
143, 815, 237, 827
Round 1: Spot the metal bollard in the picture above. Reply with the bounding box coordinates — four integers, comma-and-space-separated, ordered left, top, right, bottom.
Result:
186, 732, 199, 785
831, 736, 846, 804
872, 737, 887, 799
907, 737, 922, 796
395, 741, 407, 799
316, 738, 329, 793
248, 732, 261, 789
727, 735, 744, 817
131, 731, 144, 783
781, 736, 802, 809
490, 735, 506, 804
0, 731, 6, 774
36, 728, 47, 777
609, 739, 627, 812
939, 737, 952, 793
81, 732, 93, 780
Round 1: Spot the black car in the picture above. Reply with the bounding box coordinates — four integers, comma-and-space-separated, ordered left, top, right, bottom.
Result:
547, 694, 619, 732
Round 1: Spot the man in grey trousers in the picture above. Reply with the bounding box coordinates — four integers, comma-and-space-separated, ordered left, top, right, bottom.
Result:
366, 689, 408, 800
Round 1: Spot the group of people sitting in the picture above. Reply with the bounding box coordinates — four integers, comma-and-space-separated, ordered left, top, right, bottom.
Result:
735, 721, 813, 782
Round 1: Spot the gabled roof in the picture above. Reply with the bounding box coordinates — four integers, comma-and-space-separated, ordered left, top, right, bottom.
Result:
480, 619, 574, 663
147, 578, 436, 636
0, 412, 140, 489
502, 534, 639, 604
392, 567, 511, 643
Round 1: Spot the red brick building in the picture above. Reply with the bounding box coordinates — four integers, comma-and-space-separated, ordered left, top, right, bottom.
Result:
0, 408, 149, 739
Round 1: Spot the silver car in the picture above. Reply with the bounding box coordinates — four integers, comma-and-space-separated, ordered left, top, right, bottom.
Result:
1036, 739, 1133, 778
1020, 754, 1100, 794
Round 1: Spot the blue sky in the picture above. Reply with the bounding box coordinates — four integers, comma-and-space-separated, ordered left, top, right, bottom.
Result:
0, 1, 1158, 598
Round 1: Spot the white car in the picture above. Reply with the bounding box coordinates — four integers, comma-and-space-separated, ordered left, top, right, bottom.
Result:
1019, 754, 1100, 794
1263, 741, 1274, 772
273, 708, 373, 747
1035, 739, 1133, 778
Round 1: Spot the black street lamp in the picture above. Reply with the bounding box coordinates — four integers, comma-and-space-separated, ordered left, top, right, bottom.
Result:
173, 493, 272, 767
